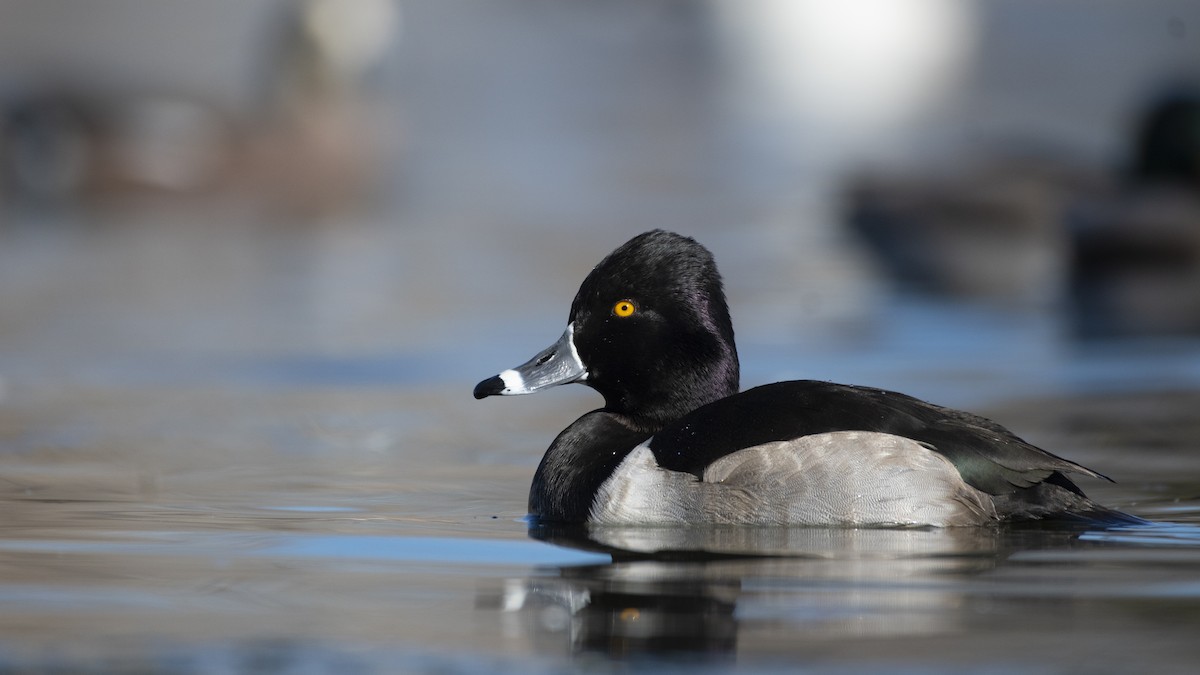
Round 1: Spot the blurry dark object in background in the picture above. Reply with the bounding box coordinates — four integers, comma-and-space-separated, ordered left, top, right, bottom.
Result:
1, 89, 237, 208
0, 0, 398, 218
1068, 190, 1200, 337
846, 87, 1200, 337
1129, 88, 1200, 189
1068, 87, 1200, 338
0, 94, 96, 204
844, 155, 1099, 307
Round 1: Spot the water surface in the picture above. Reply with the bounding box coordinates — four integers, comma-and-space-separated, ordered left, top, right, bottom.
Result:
3, 1, 1200, 672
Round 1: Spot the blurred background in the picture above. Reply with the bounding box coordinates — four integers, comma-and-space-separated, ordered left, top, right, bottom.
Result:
2, 0, 1200, 669
3, 0, 1200, 504
2, 0, 1199, 390
2, 0, 1200, 494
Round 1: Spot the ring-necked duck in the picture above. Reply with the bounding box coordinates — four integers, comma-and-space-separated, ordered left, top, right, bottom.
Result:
474, 230, 1127, 527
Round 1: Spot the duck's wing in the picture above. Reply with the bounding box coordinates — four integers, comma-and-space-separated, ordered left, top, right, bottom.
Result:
909, 398, 1109, 493
649, 380, 1107, 497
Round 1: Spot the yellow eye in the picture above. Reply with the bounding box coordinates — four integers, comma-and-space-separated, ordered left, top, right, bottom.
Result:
612, 300, 636, 318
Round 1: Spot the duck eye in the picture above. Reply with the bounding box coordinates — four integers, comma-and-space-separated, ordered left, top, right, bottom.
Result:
612, 300, 636, 318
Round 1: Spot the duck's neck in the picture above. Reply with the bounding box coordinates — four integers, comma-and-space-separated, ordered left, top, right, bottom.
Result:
607, 350, 740, 434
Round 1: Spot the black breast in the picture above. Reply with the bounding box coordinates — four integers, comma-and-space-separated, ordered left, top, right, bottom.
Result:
528, 411, 651, 522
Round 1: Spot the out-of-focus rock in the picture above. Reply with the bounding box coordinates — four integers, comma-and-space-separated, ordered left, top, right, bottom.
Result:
845, 155, 1102, 307
0, 0, 401, 218
845, 89, 1200, 336
1068, 89, 1200, 337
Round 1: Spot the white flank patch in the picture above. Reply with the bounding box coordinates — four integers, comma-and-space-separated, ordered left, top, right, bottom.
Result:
587, 431, 998, 527
589, 441, 696, 525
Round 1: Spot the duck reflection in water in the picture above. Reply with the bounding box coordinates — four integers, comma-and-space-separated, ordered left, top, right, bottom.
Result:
478, 523, 1094, 661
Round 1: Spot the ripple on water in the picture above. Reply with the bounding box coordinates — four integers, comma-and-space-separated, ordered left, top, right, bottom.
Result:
257, 505, 365, 514
1080, 521, 1200, 548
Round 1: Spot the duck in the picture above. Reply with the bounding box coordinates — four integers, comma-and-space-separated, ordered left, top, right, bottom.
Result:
474, 230, 1127, 527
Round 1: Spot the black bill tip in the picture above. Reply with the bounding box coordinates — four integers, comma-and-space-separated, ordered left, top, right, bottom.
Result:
473, 375, 505, 400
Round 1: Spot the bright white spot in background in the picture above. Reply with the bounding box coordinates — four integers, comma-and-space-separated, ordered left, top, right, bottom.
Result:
304, 0, 401, 75
711, 0, 978, 164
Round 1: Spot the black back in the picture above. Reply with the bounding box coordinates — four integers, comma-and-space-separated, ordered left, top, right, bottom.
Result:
650, 380, 1105, 497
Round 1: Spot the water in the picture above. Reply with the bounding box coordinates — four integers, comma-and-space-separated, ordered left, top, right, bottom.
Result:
2, 208, 1199, 674
4, 1, 1200, 672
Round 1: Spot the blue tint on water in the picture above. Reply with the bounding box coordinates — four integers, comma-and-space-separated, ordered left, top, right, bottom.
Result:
263, 534, 611, 566
260, 505, 364, 513
1081, 522, 1200, 548
0, 532, 611, 567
